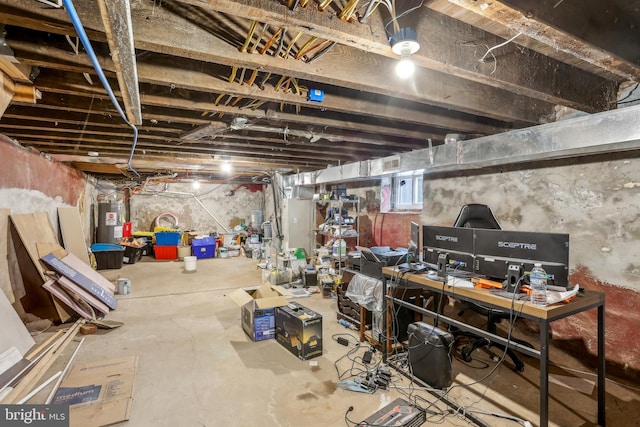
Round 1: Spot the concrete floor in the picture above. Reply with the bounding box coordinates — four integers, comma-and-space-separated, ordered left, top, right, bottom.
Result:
31, 255, 640, 426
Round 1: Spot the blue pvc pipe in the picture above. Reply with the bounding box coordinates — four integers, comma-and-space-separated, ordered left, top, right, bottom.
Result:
62, 0, 140, 177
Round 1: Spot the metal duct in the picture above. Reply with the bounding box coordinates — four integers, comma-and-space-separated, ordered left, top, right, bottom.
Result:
283, 104, 640, 187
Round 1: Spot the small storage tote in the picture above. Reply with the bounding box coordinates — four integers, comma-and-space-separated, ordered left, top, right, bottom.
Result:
121, 244, 145, 264
154, 245, 178, 260
191, 237, 216, 259
91, 243, 125, 270
155, 231, 182, 246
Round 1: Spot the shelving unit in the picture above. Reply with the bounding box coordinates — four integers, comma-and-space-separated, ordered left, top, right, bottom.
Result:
312, 198, 360, 274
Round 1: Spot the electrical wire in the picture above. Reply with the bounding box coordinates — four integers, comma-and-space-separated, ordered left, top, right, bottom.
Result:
62, 0, 140, 177
385, 0, 424, 37
615, 82, 640, 105
479, 32, 522, 64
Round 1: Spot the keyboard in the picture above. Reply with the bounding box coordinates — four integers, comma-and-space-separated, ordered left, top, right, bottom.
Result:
490, 290, 529, 301
397, 263, 428, 273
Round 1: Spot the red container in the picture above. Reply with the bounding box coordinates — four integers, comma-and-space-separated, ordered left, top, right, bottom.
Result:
154, 245, 178, 260
123, 222, 132, 237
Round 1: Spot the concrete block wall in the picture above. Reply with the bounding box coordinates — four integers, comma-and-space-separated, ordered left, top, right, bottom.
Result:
422, 157, 640, 378
128, 182, 265, 235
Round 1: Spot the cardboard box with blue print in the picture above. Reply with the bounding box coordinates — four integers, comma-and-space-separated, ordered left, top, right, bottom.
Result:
229, 285, 289, 341
275, 301, 323, 360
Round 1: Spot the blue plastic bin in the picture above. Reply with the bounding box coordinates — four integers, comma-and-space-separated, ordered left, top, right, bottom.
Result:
155, 231, 182, 246
191, 237, 216, 259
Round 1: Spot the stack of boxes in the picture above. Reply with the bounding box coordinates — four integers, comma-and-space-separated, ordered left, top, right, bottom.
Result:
230, 287, 323, 360
154, 231, 182, 260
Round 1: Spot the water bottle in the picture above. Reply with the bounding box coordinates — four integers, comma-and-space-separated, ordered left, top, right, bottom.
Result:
338, 319, 356, 330
530, 263, 547, 306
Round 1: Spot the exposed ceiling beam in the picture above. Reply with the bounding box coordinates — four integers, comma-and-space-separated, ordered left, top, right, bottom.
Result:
8, 37, 510, 136
0, 0, 557, 124
96, 0, 142, 124
177, 0, 617, 113
436, 0, 640, 82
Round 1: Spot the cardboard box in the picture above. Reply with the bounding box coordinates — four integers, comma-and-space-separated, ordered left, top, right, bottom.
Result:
230, 286, 289, 341
275, 301, 323, 360
52, 356, 138, 427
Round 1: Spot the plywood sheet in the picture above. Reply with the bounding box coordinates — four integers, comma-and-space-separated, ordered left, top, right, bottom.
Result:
0, 209, 12, 302
58, 207, 90, 265
0, 285, 34, 356
10, 213, 58, 281
10, 213, 71, 322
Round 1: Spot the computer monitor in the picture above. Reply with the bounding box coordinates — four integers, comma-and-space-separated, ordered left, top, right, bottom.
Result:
473, 228, 570, 288
422, 225, 475, 273
408, 221, 420, 262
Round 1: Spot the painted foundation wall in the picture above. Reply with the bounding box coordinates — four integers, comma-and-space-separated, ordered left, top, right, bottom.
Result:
128, 182, 265, 236
421, 157, 640, 377
0, 135, 92, 238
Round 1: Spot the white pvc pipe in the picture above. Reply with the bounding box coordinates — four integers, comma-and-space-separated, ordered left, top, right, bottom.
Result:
17, 371, 62, 404
45, 337, 85, 404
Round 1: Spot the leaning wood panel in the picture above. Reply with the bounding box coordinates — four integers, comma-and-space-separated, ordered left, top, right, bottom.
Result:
10, 213, 71, 322
57, 207, 90, 265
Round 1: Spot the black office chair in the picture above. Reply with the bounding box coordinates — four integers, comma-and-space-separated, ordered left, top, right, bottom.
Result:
452, 203, 502, 230
452, 204, 527, 372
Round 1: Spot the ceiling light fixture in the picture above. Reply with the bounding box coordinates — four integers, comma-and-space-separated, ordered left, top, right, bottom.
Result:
222, 160, 232, 173
390, 27, 420, 79
192, 179, 201, 189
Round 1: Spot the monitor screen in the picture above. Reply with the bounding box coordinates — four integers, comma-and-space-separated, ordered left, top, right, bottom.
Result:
422, 225, 475, 272
473, 228, 570, 287
408, 221, 420, 261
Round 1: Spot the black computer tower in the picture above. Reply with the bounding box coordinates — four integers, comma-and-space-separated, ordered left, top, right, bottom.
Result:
391, 294, 420, 343
407, 322, 454, 389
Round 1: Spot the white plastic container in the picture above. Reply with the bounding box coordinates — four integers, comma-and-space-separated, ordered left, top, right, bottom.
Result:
332, 239, 346, 256
184, 256, 197, 272
117, 278, 131, 294
220, 247, 229, 258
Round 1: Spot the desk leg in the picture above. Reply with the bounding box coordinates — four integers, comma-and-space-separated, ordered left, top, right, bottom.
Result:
598, 303, 606, 426
540, 320, 549, 427
359, 306, 366, 343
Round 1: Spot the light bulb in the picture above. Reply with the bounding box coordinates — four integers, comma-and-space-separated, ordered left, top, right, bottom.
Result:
192, 179, 201, 189
396, 56, 415, 79
222, 161, 232, 173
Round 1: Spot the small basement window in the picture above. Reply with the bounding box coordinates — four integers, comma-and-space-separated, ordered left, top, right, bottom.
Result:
381, 174, 424, 212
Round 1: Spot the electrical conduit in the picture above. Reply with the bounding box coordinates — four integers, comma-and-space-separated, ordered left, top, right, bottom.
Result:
62, 0, 140, 176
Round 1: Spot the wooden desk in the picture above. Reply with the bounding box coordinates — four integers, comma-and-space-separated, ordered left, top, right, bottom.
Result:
382, 266, 606, 427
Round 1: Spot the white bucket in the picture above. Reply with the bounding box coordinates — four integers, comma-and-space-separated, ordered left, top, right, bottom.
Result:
220, 248, 229, 258
184, 256, 197, 272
